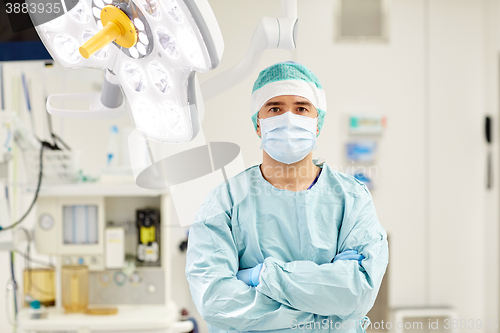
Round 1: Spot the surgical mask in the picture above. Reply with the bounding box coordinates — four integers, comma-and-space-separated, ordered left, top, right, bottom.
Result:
259, 111, 318, 164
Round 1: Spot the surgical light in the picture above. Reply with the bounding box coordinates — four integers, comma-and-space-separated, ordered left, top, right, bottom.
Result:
133, 100, 159, 133
156, 27, 180, 60
29, 0, 224, 143
166, 0, 183, 23
149, 62, 173, 94
134, 18, 145, 30
160, 100, 186, 135
94, 0, 105, 8
68, 0, 92, 24
54, 34, 82, 64
139, 0, 161, 19
122, 61, 146, 93
92, 7, 101, 18
139, 32, 149, 45
45, 16, 65, 30
129, 47, 139, 59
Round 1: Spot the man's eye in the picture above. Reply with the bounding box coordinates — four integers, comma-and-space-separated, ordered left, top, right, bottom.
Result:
270, 107, 280, 112
297, 107, 307, 112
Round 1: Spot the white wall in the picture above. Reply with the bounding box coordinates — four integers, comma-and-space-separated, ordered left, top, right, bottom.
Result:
427, 0, 487, 321
483, 0, 500, 323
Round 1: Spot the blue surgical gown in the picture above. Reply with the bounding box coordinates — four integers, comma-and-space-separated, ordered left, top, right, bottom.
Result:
185, 163, 389, 333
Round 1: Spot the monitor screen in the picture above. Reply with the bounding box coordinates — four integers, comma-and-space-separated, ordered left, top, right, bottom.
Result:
63, 205, 99, 245
0, 0, 52, 61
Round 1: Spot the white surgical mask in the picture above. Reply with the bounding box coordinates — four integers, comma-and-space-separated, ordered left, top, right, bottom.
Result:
259, 111, 318, 164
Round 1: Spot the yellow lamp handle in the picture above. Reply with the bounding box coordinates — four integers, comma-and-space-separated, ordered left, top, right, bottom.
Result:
78, 5, 138, 59
79, 21, 123, 59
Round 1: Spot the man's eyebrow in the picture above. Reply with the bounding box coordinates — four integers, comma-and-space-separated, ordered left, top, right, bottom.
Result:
264, 101, 286, 107
294, 101, 313, 106
264, 101, 313, 107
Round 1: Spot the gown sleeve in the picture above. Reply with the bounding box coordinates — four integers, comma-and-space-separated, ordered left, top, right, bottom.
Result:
185, 185, 316, 331
255, 186, 389, 321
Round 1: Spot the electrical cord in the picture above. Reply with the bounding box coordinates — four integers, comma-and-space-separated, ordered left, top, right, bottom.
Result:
52, 133, 71, 151
0, 144, 44, 232
43, 68, 71, 151
46, 108, 71, 151
20, 227, 33, 303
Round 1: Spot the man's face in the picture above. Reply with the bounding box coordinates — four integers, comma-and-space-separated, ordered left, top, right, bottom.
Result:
256, 95, 319, 137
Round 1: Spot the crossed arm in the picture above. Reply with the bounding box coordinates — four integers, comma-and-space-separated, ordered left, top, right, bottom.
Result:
185, 191, 388, 331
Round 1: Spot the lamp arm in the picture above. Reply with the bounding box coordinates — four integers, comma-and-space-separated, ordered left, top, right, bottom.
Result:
200, 0, 298, 101
281, 0, 297, 19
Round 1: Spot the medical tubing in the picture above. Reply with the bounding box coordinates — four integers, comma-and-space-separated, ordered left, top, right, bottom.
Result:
19, 227, 55, 297
52, 133, 71, 151
21, 73, 31, 113
46, 110, 71, 150
14, 250, 54, 268
10, 251, 18, 317
22, 73, 38, 137
20, 227, 34, 301
0, 144, 44, 232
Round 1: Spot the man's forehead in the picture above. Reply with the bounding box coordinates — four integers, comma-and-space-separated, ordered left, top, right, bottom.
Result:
264, 95, 313, 105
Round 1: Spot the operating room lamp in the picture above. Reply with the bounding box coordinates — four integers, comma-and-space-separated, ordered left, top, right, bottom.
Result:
28, 0, 298, 143
28, 0, 224, 143
27, 0, 299, 225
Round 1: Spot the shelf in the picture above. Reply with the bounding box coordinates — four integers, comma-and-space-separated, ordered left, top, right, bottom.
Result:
27, 182, 166, 197
17, 303, 193, 332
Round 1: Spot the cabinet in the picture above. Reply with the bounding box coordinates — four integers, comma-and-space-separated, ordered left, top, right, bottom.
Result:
18, 183, 187, 333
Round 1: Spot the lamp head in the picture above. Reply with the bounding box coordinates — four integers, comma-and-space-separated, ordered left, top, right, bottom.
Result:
29, 0, 224, 143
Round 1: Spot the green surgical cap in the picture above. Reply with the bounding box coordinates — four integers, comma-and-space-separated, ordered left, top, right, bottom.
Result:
250, 61, 326, 134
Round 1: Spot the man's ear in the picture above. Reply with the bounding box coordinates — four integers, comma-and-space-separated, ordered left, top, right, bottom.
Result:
256, 120, 261, 138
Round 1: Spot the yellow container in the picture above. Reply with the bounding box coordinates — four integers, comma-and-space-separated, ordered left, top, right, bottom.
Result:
61, 266, 89, 313
23, 268, 55, 307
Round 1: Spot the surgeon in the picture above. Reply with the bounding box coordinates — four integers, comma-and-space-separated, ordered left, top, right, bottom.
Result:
185, 62, 389, 333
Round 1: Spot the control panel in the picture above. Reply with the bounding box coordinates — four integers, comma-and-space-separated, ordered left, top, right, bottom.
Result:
88, 269, 165, 305
61, 255, 104, 271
